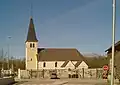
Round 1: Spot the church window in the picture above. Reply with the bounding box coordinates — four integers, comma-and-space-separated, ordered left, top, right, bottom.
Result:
30, 43, 32, 48
43, 62, 46, 67
31, 58, 32, 61
55, 62, 57, 67
33, 43, 35, 48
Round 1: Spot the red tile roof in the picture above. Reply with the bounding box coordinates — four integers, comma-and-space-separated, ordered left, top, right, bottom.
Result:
37, 48, 84, 61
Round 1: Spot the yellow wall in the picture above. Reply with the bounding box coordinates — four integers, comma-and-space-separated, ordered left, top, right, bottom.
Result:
25, 42, 38, 70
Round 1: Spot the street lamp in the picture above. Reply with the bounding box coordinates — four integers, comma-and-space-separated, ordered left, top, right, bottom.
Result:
11, 56, 14, 73
111, 0, 116, 85
7, 36, 11, 70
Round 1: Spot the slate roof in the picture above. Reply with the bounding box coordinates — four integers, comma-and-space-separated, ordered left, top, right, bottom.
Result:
37, 48, 84, 61
26, 17, 38, 42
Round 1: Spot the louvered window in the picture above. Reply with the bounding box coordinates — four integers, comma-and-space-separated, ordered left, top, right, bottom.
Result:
30, 43, 32, 48
43, 62, 46, 67
33, 43, 35, 48
55, 62, 57, 67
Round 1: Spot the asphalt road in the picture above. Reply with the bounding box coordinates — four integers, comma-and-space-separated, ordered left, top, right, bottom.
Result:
13, 78, 108, 85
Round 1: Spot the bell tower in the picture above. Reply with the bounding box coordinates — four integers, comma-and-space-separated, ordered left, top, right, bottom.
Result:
25, 17, 38, 70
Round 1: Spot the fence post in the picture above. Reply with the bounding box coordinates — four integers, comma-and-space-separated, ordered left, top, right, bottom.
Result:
18, 68, 21, 79
82, 68, 84, 78
43, 69, 44, 78
96, 69, 98, 79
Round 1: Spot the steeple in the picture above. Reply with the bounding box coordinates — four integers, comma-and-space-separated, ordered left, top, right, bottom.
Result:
26, 17, 38, 42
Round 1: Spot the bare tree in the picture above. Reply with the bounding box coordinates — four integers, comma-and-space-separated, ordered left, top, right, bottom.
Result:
0, 49, 8, 69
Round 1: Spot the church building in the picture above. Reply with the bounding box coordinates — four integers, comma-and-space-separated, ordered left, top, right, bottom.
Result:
25, 17, 88, 71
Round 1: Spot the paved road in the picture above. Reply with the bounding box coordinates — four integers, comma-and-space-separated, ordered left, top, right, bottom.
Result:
13, 78, 108, 85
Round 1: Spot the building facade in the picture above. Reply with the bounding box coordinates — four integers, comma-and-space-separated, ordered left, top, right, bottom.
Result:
25, 17, 88, 71
105, 41, 120, 74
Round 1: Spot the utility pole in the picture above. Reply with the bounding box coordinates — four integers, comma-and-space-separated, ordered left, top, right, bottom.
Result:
111, 0, 116, 85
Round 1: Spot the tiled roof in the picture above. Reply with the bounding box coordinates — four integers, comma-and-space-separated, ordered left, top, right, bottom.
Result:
37, 48, 109, 69
37, 48, 84, 61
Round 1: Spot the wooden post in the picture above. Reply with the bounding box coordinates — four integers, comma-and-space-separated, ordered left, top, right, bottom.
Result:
82, 68, 84, 78
30, 69, 32, 78
43, 69, 44, 78
96, 69, 98, 79
18, 68, 21, 79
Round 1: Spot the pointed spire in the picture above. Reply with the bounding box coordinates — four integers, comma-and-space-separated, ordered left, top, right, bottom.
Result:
26, 17, 38, 42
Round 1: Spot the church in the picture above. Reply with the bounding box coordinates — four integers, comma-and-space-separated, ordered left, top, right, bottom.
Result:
25, 17, 88, 71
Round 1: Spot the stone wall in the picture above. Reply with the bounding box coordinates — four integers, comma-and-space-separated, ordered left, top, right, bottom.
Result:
19, 68, 103, 79
20, 70, 30, 79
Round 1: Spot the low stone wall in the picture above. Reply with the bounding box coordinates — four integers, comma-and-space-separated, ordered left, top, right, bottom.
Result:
0, 77, 15, 85
20, 70, 30, 79
19, 68, 103, 79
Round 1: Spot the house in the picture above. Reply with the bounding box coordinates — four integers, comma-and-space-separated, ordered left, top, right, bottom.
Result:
25, 17, 88, 71
105, 41, 120, 73
105, 41, 120, 56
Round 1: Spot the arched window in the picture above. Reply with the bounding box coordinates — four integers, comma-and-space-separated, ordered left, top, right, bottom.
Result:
43, 62, 46, 67
31, 58, 32, 61
55, 62, 57, 67
30, 43, 32, 48
33, 43, 35, 48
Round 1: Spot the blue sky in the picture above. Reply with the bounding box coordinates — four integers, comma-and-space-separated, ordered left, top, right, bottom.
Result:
0, 0, 120, 58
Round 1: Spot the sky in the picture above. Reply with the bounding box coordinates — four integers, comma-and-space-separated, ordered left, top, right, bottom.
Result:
0, 0, 120, 58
